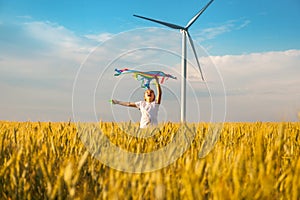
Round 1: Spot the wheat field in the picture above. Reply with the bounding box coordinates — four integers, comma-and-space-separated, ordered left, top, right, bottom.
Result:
0, 121, 299, 199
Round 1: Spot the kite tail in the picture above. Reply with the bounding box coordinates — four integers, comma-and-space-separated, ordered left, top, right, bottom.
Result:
166, 74, 177, 80
114, 69, 122, 76
144, 81, 150, 89
160, 76, 165, 84
114, 68, 129, 76
133, 73, 152, 89
141, 78, 151, 89
133, 73, 139, 81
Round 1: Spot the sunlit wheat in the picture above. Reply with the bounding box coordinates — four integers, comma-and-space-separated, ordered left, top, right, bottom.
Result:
0, 121, 299, 199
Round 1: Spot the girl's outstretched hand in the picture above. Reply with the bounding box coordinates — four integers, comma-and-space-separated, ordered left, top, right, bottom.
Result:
110, 99, 119, 105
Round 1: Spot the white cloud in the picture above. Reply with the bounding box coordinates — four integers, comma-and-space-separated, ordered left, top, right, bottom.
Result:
207, 49, 300, 121
85, 33, 114, 43
22, 21, 92, 54
237, 20, 251, 30
211, 49, 300, 91
0, 20, 97, 121
194, 19, 251, 42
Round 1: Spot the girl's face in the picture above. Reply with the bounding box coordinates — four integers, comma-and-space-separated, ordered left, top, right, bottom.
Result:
144, 89, 155, 102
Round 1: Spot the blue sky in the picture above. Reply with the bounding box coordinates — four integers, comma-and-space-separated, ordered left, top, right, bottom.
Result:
2, 0, 299, 54
0, 0, 300, 122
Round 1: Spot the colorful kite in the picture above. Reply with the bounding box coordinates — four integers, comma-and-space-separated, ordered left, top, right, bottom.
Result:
114, 68, 177, 89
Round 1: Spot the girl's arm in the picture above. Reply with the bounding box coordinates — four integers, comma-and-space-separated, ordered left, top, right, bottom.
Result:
155, 77, 162, 104
112, 99, 137, 108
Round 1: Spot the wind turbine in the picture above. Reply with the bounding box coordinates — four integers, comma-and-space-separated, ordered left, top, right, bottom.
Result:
134, 0, 214, 122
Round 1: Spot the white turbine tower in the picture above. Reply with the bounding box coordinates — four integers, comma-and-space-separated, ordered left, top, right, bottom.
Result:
134, 0, 214, 122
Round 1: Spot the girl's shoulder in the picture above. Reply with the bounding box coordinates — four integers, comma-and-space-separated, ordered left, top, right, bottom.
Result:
138, 101, 157, 106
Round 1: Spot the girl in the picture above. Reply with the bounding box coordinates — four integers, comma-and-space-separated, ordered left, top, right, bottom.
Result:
112, 77, 162, 128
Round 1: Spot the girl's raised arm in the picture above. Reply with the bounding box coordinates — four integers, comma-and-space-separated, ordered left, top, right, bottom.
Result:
155, 77, 162, 104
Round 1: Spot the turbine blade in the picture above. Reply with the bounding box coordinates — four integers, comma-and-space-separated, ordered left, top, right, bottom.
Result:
185, 0, 214, 29
133, 14, 185, 30
187, 31, 205, 81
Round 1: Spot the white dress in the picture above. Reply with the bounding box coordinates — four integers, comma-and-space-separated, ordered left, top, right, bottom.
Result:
135, 101, 159, 128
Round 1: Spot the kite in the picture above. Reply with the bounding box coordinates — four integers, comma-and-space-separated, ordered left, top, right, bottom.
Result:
114, 68, 177, 89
